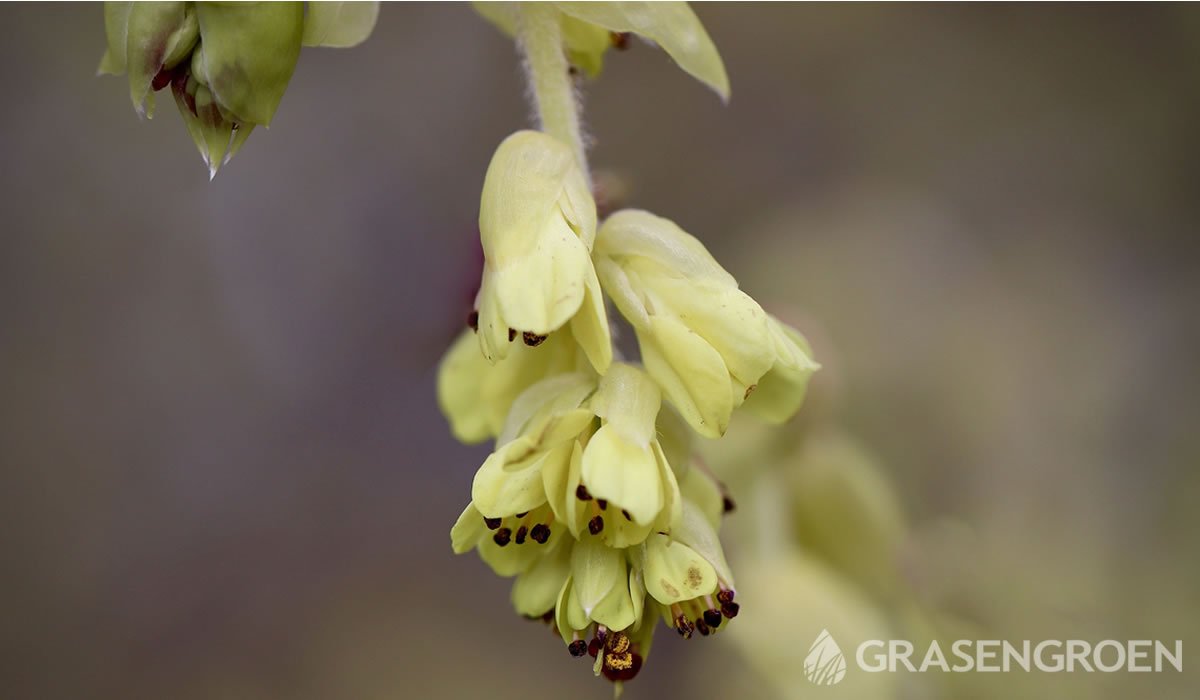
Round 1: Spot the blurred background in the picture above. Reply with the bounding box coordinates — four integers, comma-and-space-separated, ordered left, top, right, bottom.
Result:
2, 3, 1198, 698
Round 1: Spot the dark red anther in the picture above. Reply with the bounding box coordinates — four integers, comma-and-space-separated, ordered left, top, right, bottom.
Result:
151, 66, 173, 92
720, 602, 740, 619
530, 523, 550, 544
611, 32, 631, 50
515, 526, 528, 544
467, 310, 479, 331
483, 516, 502, 530
588, 515, 604, 535
493, 527, 512, 546
568, 640, 588, 657
703, 609, 723, 628
575, 484, 592, 501
522, 331, 547, 347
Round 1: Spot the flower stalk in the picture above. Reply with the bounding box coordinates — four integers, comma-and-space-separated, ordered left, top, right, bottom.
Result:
518, 4, 590, 178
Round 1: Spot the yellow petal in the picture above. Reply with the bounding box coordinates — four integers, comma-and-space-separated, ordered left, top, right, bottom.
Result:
679, 469, 723, 531
450, 502, 484, 554
637, 316, 731, 438
652, 441, 682, 532
652, 277, 774, 388
478, 529, 545, 577
582, 424, 662, 525
674, 498, 734, 586
643, 534, 717, 605
655, 403, 692, 482
568, 263, 613, 373
472, 438, 566, 518
492, 217, 591, 335
511, 536, 572, 617
570, 537, 622, 615
474, 265, 511, 363
436, 330, 492, 444
742, 316, 820, 423
544, 439, 586, 536
595, 209, 734, 284
590, 560, 637, 630
590, 363, 660, 446
497, 372, 594, 446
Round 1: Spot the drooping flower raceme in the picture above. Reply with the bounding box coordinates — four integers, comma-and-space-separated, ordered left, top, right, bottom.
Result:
93, 0, 818, 692
440, 4, 818, 689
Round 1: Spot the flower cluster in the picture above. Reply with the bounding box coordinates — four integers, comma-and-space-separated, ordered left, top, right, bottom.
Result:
439, 4, 818, 688
98, 1, 378, 177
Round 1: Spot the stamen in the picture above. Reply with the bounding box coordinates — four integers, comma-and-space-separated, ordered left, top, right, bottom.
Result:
610, 32, 631, 50
720, 602, 740, 619
530, 523, 550, 544
703, 609, 723, 628
515, 526, 528, 544
696, 618, 711, 636
467, 310, 479, 331
151, 66, 174, 91
722, 495, 737, 513
492, 527, 512, 546
568, 639, 588, 657
717, 588, 735, 605
588, 515, 605, 535
602, 651, 643, 682
674, 615, 694, 639
483, 516, 502, 530
621, 509, 632, 521
605, 631, 630, 654
522, 331, 547, 346
515, 511, 528, 518
507, 328, 516, 342
575, 484, 592, 501
588, 638, 602, 658
596, 499, 608, 511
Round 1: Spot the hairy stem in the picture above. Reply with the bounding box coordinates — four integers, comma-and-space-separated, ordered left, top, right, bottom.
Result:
518, 5, 589, 179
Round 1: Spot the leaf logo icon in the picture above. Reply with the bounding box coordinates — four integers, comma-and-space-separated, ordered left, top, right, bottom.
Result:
804, 629, 847, 685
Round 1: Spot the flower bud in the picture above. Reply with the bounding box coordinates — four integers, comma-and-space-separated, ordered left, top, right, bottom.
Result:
98, 2, 200, 118
100, 1, 378, 177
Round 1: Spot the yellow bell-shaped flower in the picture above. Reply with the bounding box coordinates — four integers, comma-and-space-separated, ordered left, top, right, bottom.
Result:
475, 130, 611, 373
596, 209, 814, 437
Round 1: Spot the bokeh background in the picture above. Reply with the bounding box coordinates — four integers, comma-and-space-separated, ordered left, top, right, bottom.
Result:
2, 3, 1198, 698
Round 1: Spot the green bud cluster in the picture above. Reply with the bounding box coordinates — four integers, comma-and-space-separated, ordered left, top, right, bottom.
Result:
440, 3, 819, 689
98, 1, 378, 177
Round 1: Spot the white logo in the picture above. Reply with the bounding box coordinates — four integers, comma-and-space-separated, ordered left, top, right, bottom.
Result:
805, 629, 848, 685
